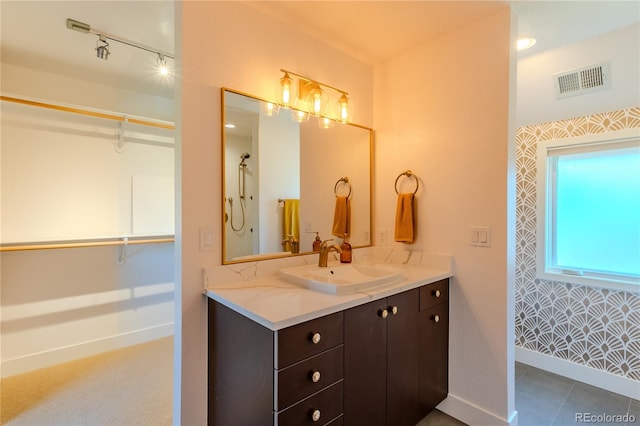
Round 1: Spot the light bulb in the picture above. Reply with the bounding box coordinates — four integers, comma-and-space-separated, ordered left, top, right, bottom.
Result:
312, 90, 323, 116
338, 93, 349, 124
157, 54, 170, 76
517, 38, 536, 51
280, 72, 293, 107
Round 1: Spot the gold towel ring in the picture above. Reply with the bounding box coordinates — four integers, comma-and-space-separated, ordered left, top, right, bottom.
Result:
334, 176, 352, 198
395, 170, 419, 195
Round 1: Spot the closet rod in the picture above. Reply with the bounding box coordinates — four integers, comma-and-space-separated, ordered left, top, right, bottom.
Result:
0, 95, 175, 130
0, 236, 175, 252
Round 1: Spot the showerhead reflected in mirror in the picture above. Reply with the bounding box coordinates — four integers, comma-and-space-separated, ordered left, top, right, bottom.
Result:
222, 88, 373, 264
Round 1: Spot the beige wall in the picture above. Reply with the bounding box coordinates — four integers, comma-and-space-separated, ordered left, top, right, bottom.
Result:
177, 2, 373, 423
179, 2, 515, 424
373, 7, 516, 424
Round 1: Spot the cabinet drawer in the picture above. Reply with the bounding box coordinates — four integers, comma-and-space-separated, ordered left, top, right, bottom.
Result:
277, 312, 344, 368
276, 381, 343, 426
277, 346, 344, 410
419, 279, 449, 311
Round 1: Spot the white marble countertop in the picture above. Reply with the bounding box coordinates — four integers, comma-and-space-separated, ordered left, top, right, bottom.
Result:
204, 248, 453, 331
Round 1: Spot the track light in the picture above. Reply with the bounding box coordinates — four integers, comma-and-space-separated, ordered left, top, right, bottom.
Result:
96, 36, 110, 60
157, 54, 169, 76
67, 18, 174, 75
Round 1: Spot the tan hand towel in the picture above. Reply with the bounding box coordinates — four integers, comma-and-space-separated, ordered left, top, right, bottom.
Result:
395, 193, 415, 243
331, 196, 351, 238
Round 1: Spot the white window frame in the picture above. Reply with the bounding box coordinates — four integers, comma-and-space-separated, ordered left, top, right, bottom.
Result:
536, 127, 640, 292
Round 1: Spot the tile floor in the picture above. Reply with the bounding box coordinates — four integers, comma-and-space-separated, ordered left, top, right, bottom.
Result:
418, 362, 639, 426
516, 362, 639, 426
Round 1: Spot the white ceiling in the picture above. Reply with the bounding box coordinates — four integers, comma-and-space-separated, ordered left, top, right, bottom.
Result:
1, 1, 638, 100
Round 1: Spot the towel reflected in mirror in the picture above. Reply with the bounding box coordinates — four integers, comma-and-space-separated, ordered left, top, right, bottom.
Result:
282, 199, 300, 253
332, 196, 351, 238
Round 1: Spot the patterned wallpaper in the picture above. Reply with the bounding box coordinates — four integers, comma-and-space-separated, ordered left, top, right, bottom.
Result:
515, 107, 640, 380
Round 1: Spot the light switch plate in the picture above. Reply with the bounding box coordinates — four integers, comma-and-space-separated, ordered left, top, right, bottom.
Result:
200, 228, 214, 252
470, 226, 491, 247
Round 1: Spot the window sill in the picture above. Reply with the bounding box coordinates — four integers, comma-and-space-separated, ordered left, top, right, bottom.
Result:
537, 269, 639, 293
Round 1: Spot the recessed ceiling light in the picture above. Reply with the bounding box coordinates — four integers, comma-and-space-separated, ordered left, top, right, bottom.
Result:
225, 123, 236, 129
517, 37, 537, 51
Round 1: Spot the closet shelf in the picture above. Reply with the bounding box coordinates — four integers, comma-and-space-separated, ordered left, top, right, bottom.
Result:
0, 236, 175, 252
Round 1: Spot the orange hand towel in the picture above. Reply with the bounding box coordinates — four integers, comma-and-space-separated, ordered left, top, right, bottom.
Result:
394, 193, 415, 243
331, 196, 351, 238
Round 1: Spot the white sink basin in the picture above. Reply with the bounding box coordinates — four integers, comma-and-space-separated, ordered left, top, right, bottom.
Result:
279, 263, 404, 295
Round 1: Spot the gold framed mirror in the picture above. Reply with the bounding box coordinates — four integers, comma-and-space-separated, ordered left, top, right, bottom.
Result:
222, 88, 373, 264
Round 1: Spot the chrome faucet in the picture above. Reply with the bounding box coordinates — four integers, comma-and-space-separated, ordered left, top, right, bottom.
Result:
282, 234, 299, 254
318, 239, 342, 267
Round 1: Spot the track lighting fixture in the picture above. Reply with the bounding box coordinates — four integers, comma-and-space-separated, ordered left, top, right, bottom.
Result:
277, 69, 352, 124
96, 36, 110, 60
157, 54, 169, 76
66, 18, 174, 76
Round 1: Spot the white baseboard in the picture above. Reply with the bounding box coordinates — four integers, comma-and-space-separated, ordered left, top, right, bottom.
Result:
437, 393, 519, 426
1, 323, 174, 378
516, 346, 640, 399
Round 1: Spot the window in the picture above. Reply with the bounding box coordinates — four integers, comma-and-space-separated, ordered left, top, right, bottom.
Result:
537, 129, 640, 291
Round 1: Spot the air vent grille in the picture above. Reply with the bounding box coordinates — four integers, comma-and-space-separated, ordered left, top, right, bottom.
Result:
554, 62, 611, 99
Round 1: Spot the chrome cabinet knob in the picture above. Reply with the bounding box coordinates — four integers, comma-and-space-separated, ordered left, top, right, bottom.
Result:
311, 409, 321, 422
311, 370, 321, 383
433, 314, 440, 323
434, 289, 441, 298
311, 332, 321, 344
379, 309, 388, 319
390, 306, 398, 315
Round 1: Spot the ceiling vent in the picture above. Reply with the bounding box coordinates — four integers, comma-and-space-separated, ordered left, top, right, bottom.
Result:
553, 62, 611, 99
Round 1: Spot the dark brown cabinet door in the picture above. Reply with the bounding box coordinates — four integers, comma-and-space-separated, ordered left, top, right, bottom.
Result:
387, 289, 421, 426
419, 300, 449, 412
344, 289, 421, 426
344, 297, 388, 426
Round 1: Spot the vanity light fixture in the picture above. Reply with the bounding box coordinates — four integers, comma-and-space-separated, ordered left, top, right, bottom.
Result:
66, 18, 174, 76
278, 69, 351, 124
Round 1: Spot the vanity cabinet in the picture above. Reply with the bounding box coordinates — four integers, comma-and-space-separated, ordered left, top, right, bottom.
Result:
419, 279, 449, 412
344, 279, 449, 426
207, 278, 448, 426
208, 301, 344, 425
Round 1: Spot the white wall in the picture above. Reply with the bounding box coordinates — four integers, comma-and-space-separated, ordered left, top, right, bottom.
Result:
224, 133, 254, 260
516, 23, 640, 127
0, 62, 175, 376
177, 2, 373, 423
515, 22, 640, 397
258, 112, 300, 254
374, 7, 516, 425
